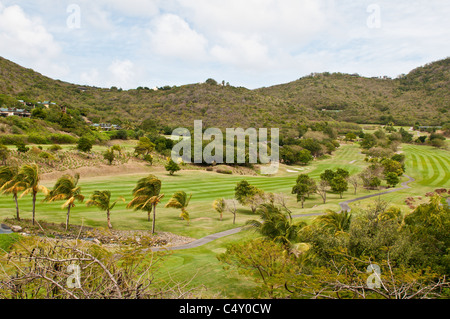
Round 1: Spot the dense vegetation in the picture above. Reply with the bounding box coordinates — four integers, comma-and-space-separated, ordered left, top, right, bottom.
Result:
1, 56, 449, 130
0, 55, 449, 301
257, 58, 450, 126
219, 194, 450, 299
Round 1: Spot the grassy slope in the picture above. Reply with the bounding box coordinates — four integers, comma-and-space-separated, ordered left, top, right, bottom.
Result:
0, 143, 448, 297
7, 142, 440, 237
0, 144, 367, 237
0, 143, 376, 298
345, 143, 450, 213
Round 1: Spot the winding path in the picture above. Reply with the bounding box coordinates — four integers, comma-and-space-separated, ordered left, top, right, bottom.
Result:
151, 175, 417, 252
338, 174, 415, 213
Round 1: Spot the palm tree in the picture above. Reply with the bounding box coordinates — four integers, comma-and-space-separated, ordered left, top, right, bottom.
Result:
18, 164, 48, 225
212, 198, 226, 221
0, 166, 24, 221
127, 174, 164, 234
165, 191, 192, 225
86, 191, 125, 229
314, 210, 352, 235
45, 173, 84, 231
245, 203, 306, 247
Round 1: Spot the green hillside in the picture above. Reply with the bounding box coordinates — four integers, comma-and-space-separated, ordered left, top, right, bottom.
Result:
0, 56, 449, 129
257, 57, 450, 126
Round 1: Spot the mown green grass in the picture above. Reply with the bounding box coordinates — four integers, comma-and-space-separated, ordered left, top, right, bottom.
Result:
0, 143, 447, 298
152, 230, 261, 299
350, 143, 449, 211
0, 143, 367, 238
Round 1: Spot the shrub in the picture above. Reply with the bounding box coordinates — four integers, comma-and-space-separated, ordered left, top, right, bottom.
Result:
16, 141, 29, 153
48, 144, 62, 152
109, 130, 128, 140
0, 135, 27, 145
216, 168, 232, 175
165, 159, 181, 175
27, 134, 50, 145
143, 154, 153, 165
103, 149, 115, 165
430, 138, 445, 148
11, 125, 23, 134
49, 134, 78, 144
39, 151, 56, 160
77, 137, 93, 153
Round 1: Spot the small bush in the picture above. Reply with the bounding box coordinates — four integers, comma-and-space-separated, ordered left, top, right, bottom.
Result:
216, 168, 233, 175
27, 134, 50, 145
48, 144, 62, 152
77, 136, 94, 153
39, 151, 56, 160
49, 134, 78, 144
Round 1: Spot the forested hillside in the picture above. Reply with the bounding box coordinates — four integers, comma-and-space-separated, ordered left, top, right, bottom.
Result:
0, 56, 449, 129
257, 57, 450, 126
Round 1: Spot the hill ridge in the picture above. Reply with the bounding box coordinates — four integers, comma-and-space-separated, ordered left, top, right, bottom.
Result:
0, 56, 449, 128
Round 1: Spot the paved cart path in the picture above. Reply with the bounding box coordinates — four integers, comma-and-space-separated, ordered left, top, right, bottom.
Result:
0, 224, 13, 235
338, 175, 415, 212
151, 175, 416, 252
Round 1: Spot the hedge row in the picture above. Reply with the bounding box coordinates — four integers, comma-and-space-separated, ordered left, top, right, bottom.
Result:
0, 133, 78, 145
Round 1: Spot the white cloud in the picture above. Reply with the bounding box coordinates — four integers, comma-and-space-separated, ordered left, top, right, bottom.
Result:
101, 0, 162, 17
108, 59, 135, 86
210, 33, 273, 71
147, 14, 208, 61
80, 68, 100, 87
167, 0, 334, 73
0, 0, 449, 89
0, 3, 68, 78
178, 0, 330, 45
79, 59, 142, 89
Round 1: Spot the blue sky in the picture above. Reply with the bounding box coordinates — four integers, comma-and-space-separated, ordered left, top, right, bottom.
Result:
0, 0, 449, 89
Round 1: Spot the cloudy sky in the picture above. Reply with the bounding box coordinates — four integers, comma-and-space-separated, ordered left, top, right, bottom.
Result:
0, 0, 449, 89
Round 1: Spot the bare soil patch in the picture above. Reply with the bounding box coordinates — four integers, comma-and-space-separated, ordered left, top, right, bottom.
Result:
41, 160, 151, 181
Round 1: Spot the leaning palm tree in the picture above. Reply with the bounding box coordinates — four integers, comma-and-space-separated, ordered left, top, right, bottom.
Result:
0, 166, 25, 221
127, 174, 164, 234
212, 198, 226, 221
86, 191, 125, 229
45, 173, 84, 231
314, 210, 352, 235
165, 191, 192, 225
245, 203, 306, 247
18, 164, 49, 225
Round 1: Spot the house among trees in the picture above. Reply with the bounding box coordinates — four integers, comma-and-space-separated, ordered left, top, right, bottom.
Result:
17, 100, 37, 108
37, 101, 57, 108
418, 126, 443, 132
0, 107, 31, 118
91, 123, 122, 131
